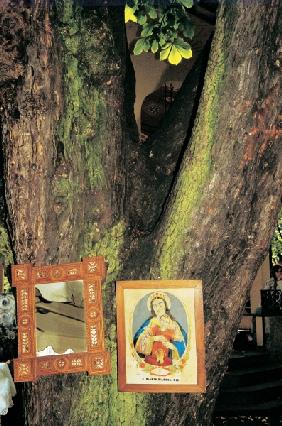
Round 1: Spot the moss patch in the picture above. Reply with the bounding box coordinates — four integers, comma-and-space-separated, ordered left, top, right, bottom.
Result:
0, 227, 13, 265
53, 2, 148, 424
53, 176, 79, 202
70, 322, 148, 426
0, 226, 13, 291
83, 221, 126, 283
70, 220, 150, 426
0, 236, 13, 292
156, 15, 226, 279
56, 0, 123, 191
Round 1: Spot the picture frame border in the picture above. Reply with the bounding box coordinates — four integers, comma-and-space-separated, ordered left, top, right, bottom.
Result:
12, 256, 111, 382
116, 280, 206, 393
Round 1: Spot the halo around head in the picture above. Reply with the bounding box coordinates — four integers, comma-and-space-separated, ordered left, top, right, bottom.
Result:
147, 291, 171, 311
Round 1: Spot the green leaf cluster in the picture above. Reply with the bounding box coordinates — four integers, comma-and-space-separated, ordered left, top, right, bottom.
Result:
125, 0, 194, 65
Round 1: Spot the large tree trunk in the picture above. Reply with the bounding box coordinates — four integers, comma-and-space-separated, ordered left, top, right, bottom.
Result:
1, 1, 127, 424
145, 1, 282, 423
0, 0, 281, 425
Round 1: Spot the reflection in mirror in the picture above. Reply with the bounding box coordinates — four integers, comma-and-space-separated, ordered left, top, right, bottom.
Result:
35, 280, 86, 356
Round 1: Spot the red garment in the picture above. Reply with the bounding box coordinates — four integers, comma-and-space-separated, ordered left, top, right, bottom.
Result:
145, 325, 175, 366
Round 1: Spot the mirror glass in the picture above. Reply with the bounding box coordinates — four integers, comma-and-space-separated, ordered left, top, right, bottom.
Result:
35, 280, 86, 356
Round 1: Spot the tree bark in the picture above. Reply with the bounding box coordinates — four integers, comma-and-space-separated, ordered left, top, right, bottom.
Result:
1, 1, 127, 424
126, 38, 213, 233
146, 1, 282, 423
0, 0, 281, 425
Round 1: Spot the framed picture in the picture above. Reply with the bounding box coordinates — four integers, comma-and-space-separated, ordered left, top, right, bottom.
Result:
12, 257, 111, 382
116, 280, 205, 393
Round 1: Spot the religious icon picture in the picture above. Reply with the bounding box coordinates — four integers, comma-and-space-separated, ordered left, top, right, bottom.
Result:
116, 280, 206, 393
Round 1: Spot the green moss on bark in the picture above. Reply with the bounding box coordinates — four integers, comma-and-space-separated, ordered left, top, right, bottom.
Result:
53, 177, 79, 201
156, 17, 225, 279
0, 227, 13, 266
70, 322, 148, 426
71, 220, 150, 425
69, 346, 148, 426
83, 221, 126, 282
56, 0, 123, 190
0, 227, 13, 291
50, 3, 148, 424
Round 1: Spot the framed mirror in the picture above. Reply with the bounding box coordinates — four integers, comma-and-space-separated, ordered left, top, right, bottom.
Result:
12, 257, 111, 382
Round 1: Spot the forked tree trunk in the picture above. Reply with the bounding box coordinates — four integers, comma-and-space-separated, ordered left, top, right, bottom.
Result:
0, 0, 281, 425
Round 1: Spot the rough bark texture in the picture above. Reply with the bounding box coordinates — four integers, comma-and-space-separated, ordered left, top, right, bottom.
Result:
1, 1, 127, 425
145, 0, 282, 422
0, 0, 281, 425
1, 0, 63, 265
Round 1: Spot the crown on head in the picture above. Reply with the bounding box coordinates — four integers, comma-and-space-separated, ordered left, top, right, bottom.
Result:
147, 291, 171, 311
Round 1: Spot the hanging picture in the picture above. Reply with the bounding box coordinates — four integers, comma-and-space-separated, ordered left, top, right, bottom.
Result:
116, 280, 206, 393
12, 257, 111, 382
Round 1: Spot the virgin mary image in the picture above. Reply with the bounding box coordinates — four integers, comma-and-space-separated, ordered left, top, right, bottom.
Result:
133, 292, 188, 371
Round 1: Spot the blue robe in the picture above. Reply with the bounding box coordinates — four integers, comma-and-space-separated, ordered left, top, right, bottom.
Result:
133, 317, 188, 360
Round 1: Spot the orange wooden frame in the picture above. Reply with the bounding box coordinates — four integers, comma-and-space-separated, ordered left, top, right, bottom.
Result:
116, 280, 206, 393
12, 256, 111, 382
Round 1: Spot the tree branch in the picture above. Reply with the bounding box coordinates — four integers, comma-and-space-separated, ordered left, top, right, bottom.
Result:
145, 0, 282, 423
126, 39, 212, 233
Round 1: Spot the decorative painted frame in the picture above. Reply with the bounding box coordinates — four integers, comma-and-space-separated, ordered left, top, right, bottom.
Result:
116, 280, 206, 393
12, 256, 111, 382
